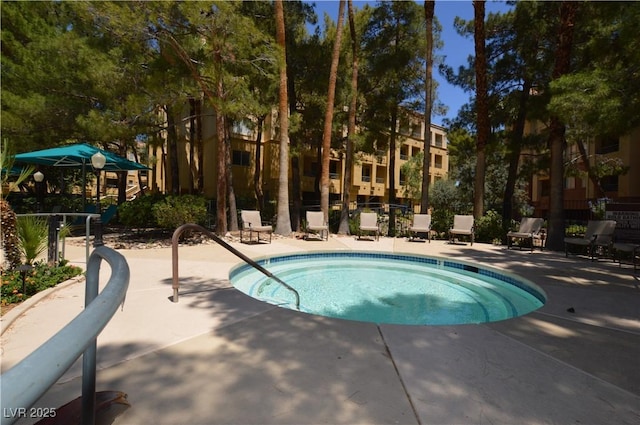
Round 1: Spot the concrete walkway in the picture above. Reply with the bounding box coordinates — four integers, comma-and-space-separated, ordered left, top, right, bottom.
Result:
1, 235, 639, 424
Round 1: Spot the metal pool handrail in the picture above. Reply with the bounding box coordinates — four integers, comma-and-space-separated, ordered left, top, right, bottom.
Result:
171, 223, 300, 310
0, 246, 130, 425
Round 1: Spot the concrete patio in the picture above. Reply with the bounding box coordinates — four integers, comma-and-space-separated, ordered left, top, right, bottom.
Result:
1, 235, 639, 424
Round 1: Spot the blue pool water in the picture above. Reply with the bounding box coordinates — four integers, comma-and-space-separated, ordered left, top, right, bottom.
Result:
229, 252, 546, 325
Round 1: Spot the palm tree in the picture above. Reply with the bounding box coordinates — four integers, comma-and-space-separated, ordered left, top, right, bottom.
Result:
320, 0, 346, 224
275, 0, 292, 235
420, 0, 435, 214
338, 0, 360, 235
547, 2, 580, 251
473, 0, 489, 219
1, 141, 34, 269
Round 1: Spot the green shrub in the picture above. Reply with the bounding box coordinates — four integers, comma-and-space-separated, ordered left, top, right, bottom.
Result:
566, 224, 586, 237
152, 195, 208, 229
429, 179, 467, 236
118, 194, 166, 228
1, 261, 83, 305
431, 208, 455, 236
16, 216, 48, 265
475, 210, 504, 244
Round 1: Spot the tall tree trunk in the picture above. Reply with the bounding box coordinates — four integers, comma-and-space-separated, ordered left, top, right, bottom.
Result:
339, 0, 359, 235
420, 0, 435, 214
275, 0, 292, 235
473, 0, 489, 219
576, 140, 605, 198
215, 89, 227, 234
320, 0, 346, 224
131, 149, 146, 197
388, 108, 398, 236
225, 120, 238, 231
288, 55, 301, 231
254, 115, 265, 211
547, 1, 579, 251
502, 78, 531, 239
314, 144, 322, 201
196, 98, 204, 193
166, 105, 180, 195
291, 153, 301, 231
117, 172, 127, 205
188, 98, 196, 194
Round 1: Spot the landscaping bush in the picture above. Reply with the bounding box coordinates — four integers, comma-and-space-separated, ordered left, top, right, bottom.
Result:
118, 193, 166, 228
475, 210, 504, 244
565, 223, 586, 237
1, 261, 83, 306
429, 179, 466, 236
152, 194, 208, 229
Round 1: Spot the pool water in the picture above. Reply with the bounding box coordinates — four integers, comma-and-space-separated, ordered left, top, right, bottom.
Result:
229, 252, 546, 325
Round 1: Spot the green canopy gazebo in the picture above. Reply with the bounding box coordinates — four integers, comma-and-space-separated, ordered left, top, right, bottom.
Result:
13, 143, 149, 207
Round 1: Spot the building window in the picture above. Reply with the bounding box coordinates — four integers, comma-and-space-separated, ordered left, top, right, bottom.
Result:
540, 180, 550, 197
565, 176, 576, 189
399, 119, 410, 135
376, 166, 386, 183
303, 159, 318, 177
232, 150, 251, 166
411, 124, 422, 138
399, 169, 406, 186
434, 134, 444, 148
362, 165, 372, 182
601, 175, 619, 192
596, 135, 619, 154
434, 154, 443, 169
232, 120, 253, 136
400, 145, 409, 160
106, 177, 118, 188
329, 160, 340, 180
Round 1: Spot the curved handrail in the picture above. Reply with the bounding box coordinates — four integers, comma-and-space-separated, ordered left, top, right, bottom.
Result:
0, 246, 130, 425
171, 223, 300, 309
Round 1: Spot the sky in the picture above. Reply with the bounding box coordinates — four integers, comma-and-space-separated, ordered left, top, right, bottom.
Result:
307, 0, 513, 126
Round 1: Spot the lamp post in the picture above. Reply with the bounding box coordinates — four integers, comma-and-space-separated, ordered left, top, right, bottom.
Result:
33, 171, 44, 213
91, 152, 106, 247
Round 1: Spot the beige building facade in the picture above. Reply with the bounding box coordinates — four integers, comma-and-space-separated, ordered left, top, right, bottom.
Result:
149, 103, 449, 210
527, 122, 640, 220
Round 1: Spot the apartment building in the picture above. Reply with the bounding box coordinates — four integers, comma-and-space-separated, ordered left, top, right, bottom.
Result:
149, 104, 449, 209
528, 123, 640, 220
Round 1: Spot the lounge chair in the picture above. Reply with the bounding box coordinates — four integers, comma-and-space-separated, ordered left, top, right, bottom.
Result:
305, 211, 329, 241
408, 214, 431, 242
612, 242, 639, 272
507, 217, 545, 252
449, 215, 474, 245
564, 220, 616, 260
240, 210, 272, 244
358, 212, 379, 241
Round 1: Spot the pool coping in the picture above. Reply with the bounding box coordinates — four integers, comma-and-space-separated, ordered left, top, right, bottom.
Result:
229, 250, 548, 326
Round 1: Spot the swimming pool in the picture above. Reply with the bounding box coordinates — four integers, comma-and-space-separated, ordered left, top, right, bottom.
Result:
229, 252, 546, 325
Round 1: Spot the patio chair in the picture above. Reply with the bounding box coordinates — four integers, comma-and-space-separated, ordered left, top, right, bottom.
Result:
408, 214, 432, 242
305, 211, 329, 241
240, 210, 272, 244
612, 242, 639, 272
358, 212, 380, 241
507, 217, 545, 252
564, 220, 616, 260
449, 215, 474, 245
